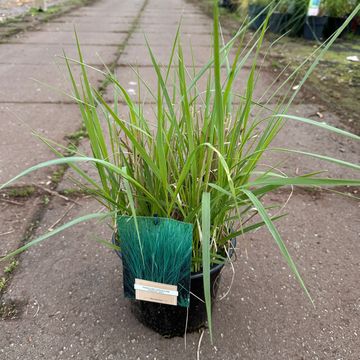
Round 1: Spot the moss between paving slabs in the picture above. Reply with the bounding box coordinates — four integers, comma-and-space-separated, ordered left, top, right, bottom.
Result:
6, 185, 36, 198
0, 260, 18, 294
0, 300, 22, 320
0, 194, 50, 312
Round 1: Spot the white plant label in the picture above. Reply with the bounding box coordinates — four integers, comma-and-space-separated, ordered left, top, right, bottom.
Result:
134, 278, 178, 306
308, 0, 321, 16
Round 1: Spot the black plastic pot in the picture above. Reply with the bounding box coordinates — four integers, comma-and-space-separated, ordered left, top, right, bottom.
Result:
112, 234, 236, 337
288, 15, 306, 37
248, 5, 267, 30
286, 2, 308, 38
324, 17, 350, 39
269, 12, 289, 34
352, 17, 360, 35
303, 16, 328, 41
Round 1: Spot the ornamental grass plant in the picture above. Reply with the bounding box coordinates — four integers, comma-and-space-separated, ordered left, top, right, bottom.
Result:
1, 0, 360, 341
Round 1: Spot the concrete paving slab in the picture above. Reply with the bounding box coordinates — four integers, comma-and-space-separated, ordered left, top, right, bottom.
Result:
67, 0, 144, 13
0, 196, 42, 278
52, 16, 134, 25
0, 63, 105, 103
0, 0, 143, 188
0, 103, 83, 183
38, 21, 131, 33
118, 44, 214, 67
140, 11, 205, 18
66, 12, 140, 18
136, 23, 212, 35
10, 30, 127, 46
139, 17, 210, 26
144, 0, 202, 12
128, 31, 215, 47
0, 44, 118, 65
67, 3, 143, 15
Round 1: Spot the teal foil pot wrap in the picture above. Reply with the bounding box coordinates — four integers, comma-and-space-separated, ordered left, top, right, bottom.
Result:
117, 216, 193, 308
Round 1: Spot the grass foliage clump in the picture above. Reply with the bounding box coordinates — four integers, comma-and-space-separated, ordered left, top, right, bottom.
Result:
1, 0, 360, 341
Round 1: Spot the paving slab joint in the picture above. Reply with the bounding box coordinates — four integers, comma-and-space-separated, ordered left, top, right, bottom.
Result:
0, 199, 49, 307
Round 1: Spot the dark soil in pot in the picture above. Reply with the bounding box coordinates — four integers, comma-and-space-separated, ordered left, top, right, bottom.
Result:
303, 16, 328, 41
112, 234, 236, 337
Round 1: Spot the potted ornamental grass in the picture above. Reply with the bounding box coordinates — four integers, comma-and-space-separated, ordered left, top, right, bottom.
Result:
1, 0, 360, 341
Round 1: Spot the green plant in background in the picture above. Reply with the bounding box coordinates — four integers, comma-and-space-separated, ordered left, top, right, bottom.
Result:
250, 0, 271, 5
1, 0, 360, 342
323, 0, 354, 17
250, 0, 271, 6
274, 0, 289, 12
286, 0, 308, 34
287, 0, 308, 14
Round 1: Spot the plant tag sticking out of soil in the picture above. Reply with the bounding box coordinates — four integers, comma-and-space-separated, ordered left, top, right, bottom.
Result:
134, 279, 178, 306
117, 216, 193, 307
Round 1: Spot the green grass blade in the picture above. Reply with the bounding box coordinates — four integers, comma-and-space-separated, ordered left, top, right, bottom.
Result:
122, 166, 145, 266
248, 176, 360, 188
271, 148, 360, 171
201, 192, 212, 343
0, 157, 166, 212
276, 115, 360, 140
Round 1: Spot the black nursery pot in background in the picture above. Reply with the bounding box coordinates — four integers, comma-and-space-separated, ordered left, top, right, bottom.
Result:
218, 0, 237, 13
324, 17, 350, 38
248, 4, 267, 30
304, 16, 328, 40
352, 17, 360, 35
269, 12, 289, 34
